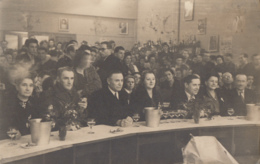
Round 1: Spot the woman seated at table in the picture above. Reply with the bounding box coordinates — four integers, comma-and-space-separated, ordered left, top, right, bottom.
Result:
1, 74, 39, 138
198, 73, 227, 116
159, 68, 181, 103
130, 70, 162, 121
73, 50, 102, 97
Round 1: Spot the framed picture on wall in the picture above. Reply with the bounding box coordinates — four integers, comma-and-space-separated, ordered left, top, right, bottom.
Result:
184, 0, 194, 21
197, 18, 206, 35
59, 18, 69, 32
119, 22, 128, 34
208, 35, 219, 52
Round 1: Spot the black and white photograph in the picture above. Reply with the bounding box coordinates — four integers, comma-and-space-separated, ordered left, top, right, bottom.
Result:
0, 0, 260, 164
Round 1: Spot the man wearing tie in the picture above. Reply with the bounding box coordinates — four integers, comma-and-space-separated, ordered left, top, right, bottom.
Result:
170, 74, 201, 110
229, 74, 256, 116
88, 70, 133, 126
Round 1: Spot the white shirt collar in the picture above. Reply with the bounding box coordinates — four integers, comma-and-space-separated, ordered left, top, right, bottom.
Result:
108, 87, 119, 99
185, 90, 195, 101
124, 88, 132, 94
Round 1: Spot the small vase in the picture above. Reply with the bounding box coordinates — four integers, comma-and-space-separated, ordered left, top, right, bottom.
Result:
193, 111, 200, 124
59, 125, 67, 141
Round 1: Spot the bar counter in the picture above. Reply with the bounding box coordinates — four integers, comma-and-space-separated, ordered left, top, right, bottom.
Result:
1, 117, 260, 164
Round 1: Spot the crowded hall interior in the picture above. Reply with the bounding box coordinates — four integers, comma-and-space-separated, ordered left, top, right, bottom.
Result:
0, 0, 260, 164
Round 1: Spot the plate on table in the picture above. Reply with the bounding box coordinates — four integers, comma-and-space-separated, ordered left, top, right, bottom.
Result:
109, 128, 124, 134
20, 142, 36, 149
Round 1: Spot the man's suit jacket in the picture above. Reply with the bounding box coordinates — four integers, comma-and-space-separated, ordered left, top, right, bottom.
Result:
229, 88, 256, 116
88, 87, 130, 126
170, 89, 189, 110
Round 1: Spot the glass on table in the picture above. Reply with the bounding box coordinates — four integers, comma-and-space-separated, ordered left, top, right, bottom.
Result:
168, 110, 176, 123
87, 118, 96, 134
162, 110, 169, 123
7, 127, 18, 146
132, 113, 140, 127
227, 108, 235, 120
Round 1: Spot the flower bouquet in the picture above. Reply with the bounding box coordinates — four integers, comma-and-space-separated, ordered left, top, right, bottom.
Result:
178, 96, 216, 123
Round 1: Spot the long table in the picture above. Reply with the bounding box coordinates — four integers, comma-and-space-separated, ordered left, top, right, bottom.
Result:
0, 117, 260, 164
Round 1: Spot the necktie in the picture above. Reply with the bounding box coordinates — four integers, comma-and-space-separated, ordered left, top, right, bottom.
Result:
239, 91, 244, 102
114, 92, 118, 100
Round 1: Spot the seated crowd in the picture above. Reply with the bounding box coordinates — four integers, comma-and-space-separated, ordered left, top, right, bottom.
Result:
0, 38, 259, 139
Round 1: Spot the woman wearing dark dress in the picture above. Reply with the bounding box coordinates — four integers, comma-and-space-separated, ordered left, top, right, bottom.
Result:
198, 73, 227, 116
73, 50, 102, 97
159, 68, 181, 103
130, 71, 162, 121
1, 75, 39, 137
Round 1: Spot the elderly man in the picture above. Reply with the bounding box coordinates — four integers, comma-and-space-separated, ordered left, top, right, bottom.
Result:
170, 74, 201, 110
229, 74, 256, 116
88, 70, 133, 127
40, 67, 87, 129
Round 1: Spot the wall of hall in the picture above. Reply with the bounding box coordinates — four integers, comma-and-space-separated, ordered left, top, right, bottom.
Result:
0, 0, 138, 49
179, 0, 260, 60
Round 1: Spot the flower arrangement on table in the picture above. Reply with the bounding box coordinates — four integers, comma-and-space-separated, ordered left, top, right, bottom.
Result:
178, 96, 216, 122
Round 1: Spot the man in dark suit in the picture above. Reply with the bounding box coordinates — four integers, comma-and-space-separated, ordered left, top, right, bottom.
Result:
170, 74, 201, 110
88, 71, 133, 126
229, 74, 256, 116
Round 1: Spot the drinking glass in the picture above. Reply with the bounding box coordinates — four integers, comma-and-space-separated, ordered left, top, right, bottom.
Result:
162, 110, 169, 123
227, 108, 235, 120
169, 110, 176, 123
87, 118, 96, 134
132, 113, 140, 127
7, 128, 18, 146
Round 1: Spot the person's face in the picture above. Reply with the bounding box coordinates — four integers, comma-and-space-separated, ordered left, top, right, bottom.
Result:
176, 58, 183, 66
117, 50, 125, 61
239, 55, 247, 65
235, 75, 247, 91
225, 56, 232, 63
163, 45, 168, 52
131, 55, 136, 64
192, 57, 198, 63
175, 70, 182, 79
197, 55, 202, 62
222, 73, 233, 84
247, 76, 254, 86
134, 74, 141, 85
144, 73, 156, 89
16, 78, 34, 98
59, 71, 74, 91
57, 44, 62, 50
49, 41, 54, 47
91, 51, 97, 61
38, 50, 47, 60
253, 55, 260, 66
182, 51, 189, 59
150, 57, 156, 64
42, 42, 48, 49
100, 44, 109, 58
216, 58, 223, 65
185, 79, 201, 96
107, 73, 123, 92
205, 76, 218, 90
126, 78, 135, 91
80, 55, 92, 68
124, 56, 132, 65
203, 54, 210, 62
145, 50, 151, 56
164, 71, 174, 82
0, 57, 7, 66
28, 43, 38, 56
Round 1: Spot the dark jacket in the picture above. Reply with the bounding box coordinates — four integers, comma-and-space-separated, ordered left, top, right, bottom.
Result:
228, 88, 256, 116
130, 86, 162, 121
88, 87, 130, 126
198, 88, 228, 116
1, 95, 39, 136
159, 79, 181, 102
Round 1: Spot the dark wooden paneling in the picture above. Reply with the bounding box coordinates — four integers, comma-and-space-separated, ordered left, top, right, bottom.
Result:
45, 148, 73, 164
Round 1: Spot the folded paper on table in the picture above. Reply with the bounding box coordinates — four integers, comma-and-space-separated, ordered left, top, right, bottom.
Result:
182, 135, 238, 164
